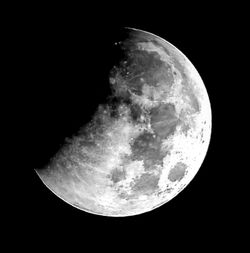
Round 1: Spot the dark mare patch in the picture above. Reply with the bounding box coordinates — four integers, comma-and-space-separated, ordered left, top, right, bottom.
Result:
130, 173, 160, 194
150, 103, 180, 138
109, 168, 126, 183
110, 47, 174, 97
130, 132, 168, 171
168, 162, 187, 182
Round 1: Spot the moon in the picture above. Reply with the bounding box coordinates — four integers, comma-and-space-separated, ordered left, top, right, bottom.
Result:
36, 28, 212, 217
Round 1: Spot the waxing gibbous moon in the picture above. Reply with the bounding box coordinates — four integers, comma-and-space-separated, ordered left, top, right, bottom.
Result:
36, 27, 212, 217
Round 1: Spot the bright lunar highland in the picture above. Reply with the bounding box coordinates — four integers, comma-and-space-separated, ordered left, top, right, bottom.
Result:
36, 28, 212, 217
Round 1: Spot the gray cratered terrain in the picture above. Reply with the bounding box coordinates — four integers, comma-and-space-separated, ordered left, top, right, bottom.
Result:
36, 28, 211, 217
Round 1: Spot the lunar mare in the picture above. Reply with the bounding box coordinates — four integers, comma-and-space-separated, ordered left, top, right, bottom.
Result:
36, 28, 212, 216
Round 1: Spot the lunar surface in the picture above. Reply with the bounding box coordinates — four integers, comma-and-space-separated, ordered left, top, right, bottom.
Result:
36, 28, 212, 217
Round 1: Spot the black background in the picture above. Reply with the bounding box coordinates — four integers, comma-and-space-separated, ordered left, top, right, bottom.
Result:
10, 2, 241, 250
